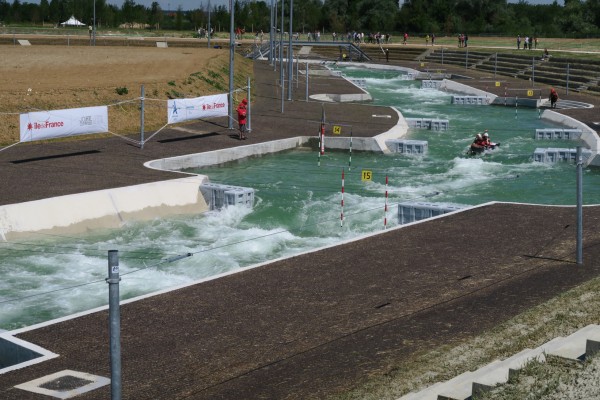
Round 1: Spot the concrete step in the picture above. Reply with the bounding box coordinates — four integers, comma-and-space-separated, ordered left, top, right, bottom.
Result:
544, 324, 600, 361
435, 361, 503, 400
398, 381, 445, 400
471, 348, 543, 397
396, 337, 563, 400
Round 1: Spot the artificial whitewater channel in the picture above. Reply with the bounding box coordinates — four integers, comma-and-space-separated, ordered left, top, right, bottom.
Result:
2, 65, 599, 331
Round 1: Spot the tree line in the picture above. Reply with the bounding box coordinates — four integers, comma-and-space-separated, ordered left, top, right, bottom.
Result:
1, 0, 599, 37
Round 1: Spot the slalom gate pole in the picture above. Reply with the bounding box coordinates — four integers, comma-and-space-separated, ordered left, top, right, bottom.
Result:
384, 175, 388, 229
340, 169, 345, 227
515, 95, 518, 119
348, 129, 353, 170
317, 130, 321, 167
538, 92, 542, 119
320, 104, 326, 156
140, 85, 145, 149
320, 123, 325, 156
504, 85, 507, 106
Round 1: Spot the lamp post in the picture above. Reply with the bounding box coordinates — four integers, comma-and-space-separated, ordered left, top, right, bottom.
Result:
287, 0, 293, 101
207, 0, 211, 48
93, 0, 96, 46
228, 0, 234, 129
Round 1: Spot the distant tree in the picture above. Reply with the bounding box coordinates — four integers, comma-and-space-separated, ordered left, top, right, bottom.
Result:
323, 0, 349, 32
175, 5, 183, 30
587, 0, 600, 30
355, 0, 397, 32
48, 0, 60, 24
11, 0, 22, 23
39, 0, 49, 24
246, 1, 269, 32
149, 2, 163, 29
558, 0, 598, 37
188, 7, 205, 31
211, 4, 229, 32
0, 0, 11, 23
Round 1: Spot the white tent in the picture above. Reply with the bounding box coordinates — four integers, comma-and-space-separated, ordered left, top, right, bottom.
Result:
60, 16, 86, 27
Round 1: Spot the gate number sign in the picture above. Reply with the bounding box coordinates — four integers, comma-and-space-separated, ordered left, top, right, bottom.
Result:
332, 125, 342, 135
361, 170, 372, 181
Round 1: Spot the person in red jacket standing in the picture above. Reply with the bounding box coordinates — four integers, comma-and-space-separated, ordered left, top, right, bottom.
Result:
549, 88, 558, 109
237, 98, 248, 140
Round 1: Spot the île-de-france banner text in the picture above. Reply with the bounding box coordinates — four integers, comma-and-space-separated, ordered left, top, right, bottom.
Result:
19, 106, 109, 143
167, 93, 228, 124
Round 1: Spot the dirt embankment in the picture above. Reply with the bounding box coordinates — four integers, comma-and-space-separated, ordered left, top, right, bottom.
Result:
0, 46, 253, 144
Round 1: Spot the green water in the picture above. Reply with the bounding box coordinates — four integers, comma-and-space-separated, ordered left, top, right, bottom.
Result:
196, 65, 600, 212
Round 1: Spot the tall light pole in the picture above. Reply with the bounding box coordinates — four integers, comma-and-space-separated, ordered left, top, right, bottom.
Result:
93, 0, 96, 46
287, 0, 293, 100
269, 0, 274, 65
207, 0, 211, 48
229, 0, 235, 129
279, 0, 284, 88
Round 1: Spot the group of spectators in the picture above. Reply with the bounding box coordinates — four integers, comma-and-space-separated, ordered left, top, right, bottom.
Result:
331, 32, 391, 44
457, 33, 469, 47
516, 35, 538, 50
196, 27, 214, 39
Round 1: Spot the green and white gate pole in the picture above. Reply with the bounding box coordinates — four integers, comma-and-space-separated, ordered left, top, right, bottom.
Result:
140, 85, 145, 149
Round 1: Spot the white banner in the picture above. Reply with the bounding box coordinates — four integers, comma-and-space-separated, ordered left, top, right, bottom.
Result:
167, 93, 228, 124
20, 106, 109, 143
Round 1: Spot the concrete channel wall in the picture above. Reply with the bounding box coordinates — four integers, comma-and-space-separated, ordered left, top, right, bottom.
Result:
0, 176, 209, 240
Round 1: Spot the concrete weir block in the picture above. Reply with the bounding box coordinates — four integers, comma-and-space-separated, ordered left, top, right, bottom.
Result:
385, 139, 428, 154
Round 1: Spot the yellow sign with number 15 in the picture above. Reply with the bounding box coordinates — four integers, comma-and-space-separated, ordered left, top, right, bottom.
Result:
361, 170, 372, 181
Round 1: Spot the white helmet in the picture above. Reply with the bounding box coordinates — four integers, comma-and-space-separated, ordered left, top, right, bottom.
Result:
483, 132, 489, 137
476, 133, 482, 139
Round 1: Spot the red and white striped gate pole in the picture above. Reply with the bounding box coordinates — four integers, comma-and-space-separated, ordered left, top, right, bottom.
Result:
340, 169, 345, 227
320, 123, 325, 155
384, 175, 388, 229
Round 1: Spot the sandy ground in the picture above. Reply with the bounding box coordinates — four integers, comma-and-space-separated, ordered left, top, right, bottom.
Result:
0, 46, 225, 90
0, 46, 251, 143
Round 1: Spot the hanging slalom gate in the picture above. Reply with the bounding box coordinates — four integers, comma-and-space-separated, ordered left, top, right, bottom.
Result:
311, 115, 354, 170
340, 169, 345, 227
384, 175, 388, 229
